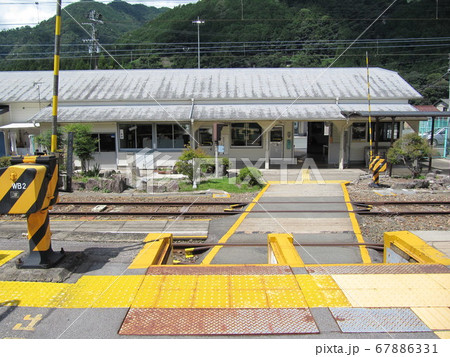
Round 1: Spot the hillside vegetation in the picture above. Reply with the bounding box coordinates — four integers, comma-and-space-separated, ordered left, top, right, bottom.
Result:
0, 0, 168, 70
0, 0, 448, 104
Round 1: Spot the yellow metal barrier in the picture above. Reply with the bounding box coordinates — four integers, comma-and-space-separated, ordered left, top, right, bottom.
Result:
384, 231, 450, 265
128, 233, 173, 269
0, 155, 62, 268
267, 233, 304, 267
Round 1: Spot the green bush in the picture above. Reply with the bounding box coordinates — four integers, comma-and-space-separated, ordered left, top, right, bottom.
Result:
238, 167, 265, 187
83, 163, 101, 177
0, 156, 11, 168
387, 133, 434, 178
174, 146, 210, 184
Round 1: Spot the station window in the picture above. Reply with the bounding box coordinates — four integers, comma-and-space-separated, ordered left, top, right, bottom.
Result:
231, 123, 262, 147
369, 122, 400, 142
197, 127, 213, 146
91, 133, 116, 152
156, 124, 190, 149
352, 123, 367, 141
119, 124, 152, 149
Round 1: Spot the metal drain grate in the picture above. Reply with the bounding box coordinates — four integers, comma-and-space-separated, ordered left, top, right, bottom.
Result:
330, 308, 431, 333
306, 264, 449, 275
119, 308, 319, 336
146, 265, 292, 276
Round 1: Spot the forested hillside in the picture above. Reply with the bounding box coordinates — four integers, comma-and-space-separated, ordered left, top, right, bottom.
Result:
0, 0, 449, 104
0, 0, 168, 71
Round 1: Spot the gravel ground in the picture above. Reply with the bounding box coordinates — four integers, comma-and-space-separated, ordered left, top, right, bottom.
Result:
346, 175, 450, 244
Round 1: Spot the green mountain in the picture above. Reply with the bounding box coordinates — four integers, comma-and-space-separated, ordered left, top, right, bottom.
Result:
0, 0, 448, 104
117, 0, 450, 104
0, 0, 168, 70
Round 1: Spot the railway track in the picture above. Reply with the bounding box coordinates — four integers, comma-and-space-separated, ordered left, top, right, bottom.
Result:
51, 201, 246, 217
50, 200, 450, 217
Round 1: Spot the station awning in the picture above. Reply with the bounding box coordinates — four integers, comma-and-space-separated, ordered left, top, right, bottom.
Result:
0, 123, 40, 129
341, 110, 450, 120
30, 103, 422, 123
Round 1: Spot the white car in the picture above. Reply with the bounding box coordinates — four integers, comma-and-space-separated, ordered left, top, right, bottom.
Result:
421, 127, 449, 146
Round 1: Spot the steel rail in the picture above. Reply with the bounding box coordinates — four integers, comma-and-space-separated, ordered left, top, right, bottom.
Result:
57, 200, 450, 206
58, 201, 247, 206
226, 210, 450, 215
49, 211, 239, 216
48, 209, 450, 216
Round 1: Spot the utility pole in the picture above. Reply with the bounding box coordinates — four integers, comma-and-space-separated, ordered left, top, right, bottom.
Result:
83, 10, 103, 70
192, 16, 205, 69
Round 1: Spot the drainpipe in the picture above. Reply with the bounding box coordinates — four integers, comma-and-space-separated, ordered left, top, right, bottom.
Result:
389, 117, 396, 176
265, 122, 276, 170
189, 98, 195, 149
189, 98, 197, 188
339, 118, 351, 171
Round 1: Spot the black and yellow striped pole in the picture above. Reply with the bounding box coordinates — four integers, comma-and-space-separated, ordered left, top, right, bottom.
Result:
51, 0, 62, 154
0, 2, 64, 268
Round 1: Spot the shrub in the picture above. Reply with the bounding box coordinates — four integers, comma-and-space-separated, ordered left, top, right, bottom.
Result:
0, 156, 11, 168
174, 146, 210, 184
238, 167, 265, 187
387, 133, 434, 178
64, 123, 98, 173
83, 163, 101, 177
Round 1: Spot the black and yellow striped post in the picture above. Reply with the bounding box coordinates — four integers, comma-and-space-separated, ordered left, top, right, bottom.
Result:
369, 156, 387, 188
0, 155, 63, 268
51, 0, 62, 154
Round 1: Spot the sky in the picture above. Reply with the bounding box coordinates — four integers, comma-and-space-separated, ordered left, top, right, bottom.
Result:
0, 0, 199, 30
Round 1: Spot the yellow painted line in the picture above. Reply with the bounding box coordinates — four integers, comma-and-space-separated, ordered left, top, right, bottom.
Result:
0, 250, 23, 266
340, 182, 371, 264
201, 183, 271, 264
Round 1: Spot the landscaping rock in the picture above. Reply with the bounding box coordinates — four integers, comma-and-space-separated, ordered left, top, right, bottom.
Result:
166, 180, 179, 192
71, 181, 86, 190
391, 179, 429, 189
85, 178, 100, 191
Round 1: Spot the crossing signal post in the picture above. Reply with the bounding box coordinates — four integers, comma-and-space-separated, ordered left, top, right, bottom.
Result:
0, 155, 64, 268
368, 155, 387, 188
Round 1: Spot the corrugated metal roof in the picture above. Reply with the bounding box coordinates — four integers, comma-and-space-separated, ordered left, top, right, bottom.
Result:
0, 68, 421, 103
32, 103, 420, 123
31, 105, 191, 123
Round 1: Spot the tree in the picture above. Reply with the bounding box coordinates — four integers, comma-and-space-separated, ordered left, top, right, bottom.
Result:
174, 146, 210, 184
387, 133, 433, 178
35, 127, 65, 152
64, 124, 98, 173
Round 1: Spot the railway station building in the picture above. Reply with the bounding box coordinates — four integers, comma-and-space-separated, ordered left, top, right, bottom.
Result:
0, 67, 432, 171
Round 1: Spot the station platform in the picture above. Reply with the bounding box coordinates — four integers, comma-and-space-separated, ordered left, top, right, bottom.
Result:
0, 174, 449, 339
